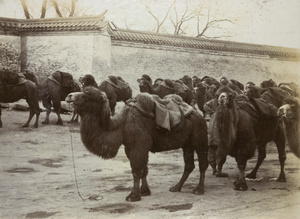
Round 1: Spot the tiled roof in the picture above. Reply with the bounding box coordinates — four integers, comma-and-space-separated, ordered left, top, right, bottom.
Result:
0, 16, 107, 33
108, 25, 300, 59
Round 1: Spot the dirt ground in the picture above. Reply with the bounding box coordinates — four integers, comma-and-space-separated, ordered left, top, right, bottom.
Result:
0, 101, 300, 219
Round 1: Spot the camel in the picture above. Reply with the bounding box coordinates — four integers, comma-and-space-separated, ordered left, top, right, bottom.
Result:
0, 71, 40, 128
65, 86, 208, 202
278, 96, 300, 158
98, 75, 132, 115
193, 82, 215, 116
212, 86, 286, 190
24, 70, 80, 125
137, 75, 193, 105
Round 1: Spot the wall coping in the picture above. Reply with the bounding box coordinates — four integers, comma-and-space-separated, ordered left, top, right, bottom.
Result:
0, 16, 108, 34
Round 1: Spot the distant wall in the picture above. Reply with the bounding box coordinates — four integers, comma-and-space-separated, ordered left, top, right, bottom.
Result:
0, 35, 21, 72
111, 41, 300, 95
23, 33, 111, 82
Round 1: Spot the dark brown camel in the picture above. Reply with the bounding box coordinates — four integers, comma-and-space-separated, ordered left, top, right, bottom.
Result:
24, 70, 80, 125
212, 86, 286, 190
138, 75, 193, 105
66, 86, 208, 202
193, 82, 215, 116
98, 75, 132, 115
0, 71, 40, 128
278, 96, 300, 158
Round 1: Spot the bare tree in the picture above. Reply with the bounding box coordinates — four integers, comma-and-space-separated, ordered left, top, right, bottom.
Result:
140, 0, 234, 38
139, 0, 174, 33
21, 0, 80, 19
21, 0, 31, 19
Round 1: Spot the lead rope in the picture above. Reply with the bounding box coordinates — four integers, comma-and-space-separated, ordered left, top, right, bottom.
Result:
67, 106, 103, 201
69, 132, 85, 201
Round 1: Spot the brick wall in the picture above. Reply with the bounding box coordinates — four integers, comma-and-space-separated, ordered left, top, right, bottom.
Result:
0, 35, 20, 72
111, 42, 300, 96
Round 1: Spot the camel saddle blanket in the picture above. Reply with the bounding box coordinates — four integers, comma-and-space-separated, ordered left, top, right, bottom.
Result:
129, 93, 194, 131
7, 73, 27, 87
236, 95, 278, 119
160, 80, 188, 94
51, 71, 74, 88
48, 75, 61, 86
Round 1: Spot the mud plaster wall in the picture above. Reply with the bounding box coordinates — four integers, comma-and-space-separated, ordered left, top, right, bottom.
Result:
0, 35, 21, 72
23, 33, 111, 82
111, 42, 300, 96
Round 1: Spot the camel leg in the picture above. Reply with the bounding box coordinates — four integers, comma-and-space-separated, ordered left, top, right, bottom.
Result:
193, 148, 208, 195
140, 167, 151, 196
0, 107, 2, 128
170, 148, 195, 193
274, 125, 286, 182
215, 147, 228, 177
52, 100, 63, 125
42, 96, 51, 124
125, 148, 149, 202
234, 160, 248, 191
22, 109, 35, 128
246, 143, 267, 179
208, 145, 217, 175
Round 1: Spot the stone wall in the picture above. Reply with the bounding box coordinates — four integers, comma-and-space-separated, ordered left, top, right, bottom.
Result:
0, 35, 21, 72
111, 42, 300, 95
23, 33, 111, 82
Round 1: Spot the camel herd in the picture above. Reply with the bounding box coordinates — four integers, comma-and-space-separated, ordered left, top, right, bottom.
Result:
1, 70, 299, 202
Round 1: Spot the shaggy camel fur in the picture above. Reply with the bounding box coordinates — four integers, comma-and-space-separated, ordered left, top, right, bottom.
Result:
212, 86, 286, 190
66, 86, 208, 202
278, 96, 300, 158
0, 71, 40, 128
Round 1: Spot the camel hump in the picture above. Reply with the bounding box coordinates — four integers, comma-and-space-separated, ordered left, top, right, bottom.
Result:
108, 75, 119, 85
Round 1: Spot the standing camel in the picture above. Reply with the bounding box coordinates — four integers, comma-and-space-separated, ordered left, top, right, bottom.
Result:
0, 71, 40, 128
98, 75, 132, 115
212, 86, 286, 190
25, 70, 80, 125
66, 86, 208, 202
278, 96, 300, 158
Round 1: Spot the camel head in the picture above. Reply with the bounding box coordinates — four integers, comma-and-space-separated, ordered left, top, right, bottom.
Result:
278, 96, 300, 120
137, 77, 152, 93
66, 86, 111, 123
216, 86, 236, 107
81, 74, 98, 88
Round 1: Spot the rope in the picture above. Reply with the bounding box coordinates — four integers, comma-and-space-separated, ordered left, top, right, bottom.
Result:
67, 105, 103, 201
69, 132, 85, 201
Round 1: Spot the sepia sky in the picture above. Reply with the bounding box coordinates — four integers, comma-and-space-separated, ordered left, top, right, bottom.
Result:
0, 0, 299, 49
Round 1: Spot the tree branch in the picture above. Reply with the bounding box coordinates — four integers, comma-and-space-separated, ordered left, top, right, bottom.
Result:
51, 0, 63, 17
40, 0, 48, 18
21, 0, 31, 19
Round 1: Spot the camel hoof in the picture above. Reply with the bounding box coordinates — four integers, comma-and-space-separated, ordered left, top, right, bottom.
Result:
193, 186, 204, 195
140, 186, 151, 196
246, 172, 256, 179
126, 192, 141, 202
215, 171, 228, 177
42, 120, 49, 124
169, 184, 182, 192
276, 174, 286, 182
22, 124, 29, 128
233, 181, 248, 191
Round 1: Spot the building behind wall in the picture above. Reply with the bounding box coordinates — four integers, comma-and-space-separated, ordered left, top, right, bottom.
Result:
0, 15, 299, 93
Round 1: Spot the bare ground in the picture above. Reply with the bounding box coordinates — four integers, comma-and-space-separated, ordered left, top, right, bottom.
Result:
0, 102, 300, 219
